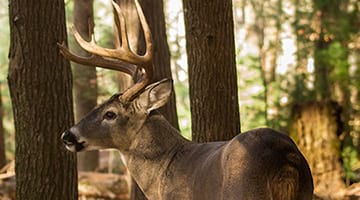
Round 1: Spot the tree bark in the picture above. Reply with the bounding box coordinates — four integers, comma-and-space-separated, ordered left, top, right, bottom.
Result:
0, 83, 6, 168
312, 0, 339, 100
8, 0, 78, 199
249, 0, 269, 126
290, 101, 345, 198
139, 0, 179, 130
111, 1, 146, 200
115, 0, 140, 93
72, 0, 99, 172
183, 0, 240, 142
121, 0, 180, 199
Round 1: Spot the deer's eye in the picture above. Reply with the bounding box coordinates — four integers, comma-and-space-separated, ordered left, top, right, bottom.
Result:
104, 111, 116, 120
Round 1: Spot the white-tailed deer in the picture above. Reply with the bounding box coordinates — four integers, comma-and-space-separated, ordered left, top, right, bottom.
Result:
59, 0, 313, 199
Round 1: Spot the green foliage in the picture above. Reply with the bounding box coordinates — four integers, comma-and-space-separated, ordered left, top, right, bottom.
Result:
174, 82, 191, 140
342, 142, 359, 184
316, 42, 349, 77
237, 54, 267, 131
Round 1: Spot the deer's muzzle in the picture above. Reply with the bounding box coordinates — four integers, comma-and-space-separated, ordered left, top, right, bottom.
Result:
61, 130, 85, 152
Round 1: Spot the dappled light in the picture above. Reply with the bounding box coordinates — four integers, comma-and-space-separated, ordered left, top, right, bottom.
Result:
1, 0, 360, 199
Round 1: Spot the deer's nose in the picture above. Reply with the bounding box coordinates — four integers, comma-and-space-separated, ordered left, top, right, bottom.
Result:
61, 130, 77, 145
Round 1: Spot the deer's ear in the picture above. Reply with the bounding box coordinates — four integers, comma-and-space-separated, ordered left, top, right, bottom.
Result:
137, 79, 172, 113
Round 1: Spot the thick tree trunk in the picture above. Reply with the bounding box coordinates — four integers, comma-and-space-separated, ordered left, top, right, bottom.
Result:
139, 0, 179, 130
290, 101, 345, 198
0, 83, 6, 168
183, 0, 240, 142
8, 0, 78, 199
73, 0, 99, 172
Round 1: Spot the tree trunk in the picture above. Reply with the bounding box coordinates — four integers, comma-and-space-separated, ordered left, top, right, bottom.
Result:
115, 0, 140, 93
290, 101, 345, 198
292, 0, 314, 102
314, 38, 331, 100
8, 0, 78, 199
183, 0, 240, 142
312, 0, 338, 101
72, 0, 99, 172
249, 0, 269, 126
112, 1, 146, 200
122, 0, 180, 199
0, 83, 6, 168
139, 0, 179, 130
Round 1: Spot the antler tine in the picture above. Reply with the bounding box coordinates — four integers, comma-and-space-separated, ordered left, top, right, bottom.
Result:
116, 0, 154, 101
134, 0, 153, 63
72, 1, 152, 67
58, 0, 154, 101
112, 2, 130, 51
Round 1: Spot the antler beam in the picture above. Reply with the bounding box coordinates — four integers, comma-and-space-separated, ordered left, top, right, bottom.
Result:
58, 0, 153, 101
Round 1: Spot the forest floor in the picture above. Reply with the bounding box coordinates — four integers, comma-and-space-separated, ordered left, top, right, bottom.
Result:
1, 160, 360, 200
0, 161, 130, 200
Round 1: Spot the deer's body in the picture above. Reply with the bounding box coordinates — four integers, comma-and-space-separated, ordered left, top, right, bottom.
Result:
123, 113, 313, 200
59, 1, 313, 199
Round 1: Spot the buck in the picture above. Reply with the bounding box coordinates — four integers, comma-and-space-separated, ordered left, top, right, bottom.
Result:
59, 0, 313, 199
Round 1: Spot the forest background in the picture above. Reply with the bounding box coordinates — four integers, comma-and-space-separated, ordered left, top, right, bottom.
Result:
0, 0, 360, 199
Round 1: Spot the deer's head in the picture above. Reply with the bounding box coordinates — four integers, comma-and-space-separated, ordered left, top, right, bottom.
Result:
61, 79, 172, 152
58, 0, 171, 152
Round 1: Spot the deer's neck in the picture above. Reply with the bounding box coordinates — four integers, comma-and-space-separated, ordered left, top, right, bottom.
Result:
123, 113, 189, 199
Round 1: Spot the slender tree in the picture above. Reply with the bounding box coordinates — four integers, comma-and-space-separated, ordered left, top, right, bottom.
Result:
183, 0, 240, 142
0, 83, 6, 168
113, 1, 145, 199
115, 0, 140, 93
72, 0, 99, 172
125, 0, 180, 199
292, 0, 314, 102
8, 0, 77, 199
139, 0, 179, 130
249, 0, 269, 125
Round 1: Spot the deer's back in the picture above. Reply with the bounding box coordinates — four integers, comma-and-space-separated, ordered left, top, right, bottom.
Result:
162, 128, 313, 200
219, 128, 313, 200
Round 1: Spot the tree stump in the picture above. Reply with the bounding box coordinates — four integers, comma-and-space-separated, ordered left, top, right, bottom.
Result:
290, 101, 345, 198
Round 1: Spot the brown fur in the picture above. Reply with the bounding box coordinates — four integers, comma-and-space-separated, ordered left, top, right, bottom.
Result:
62, 81, 314, 200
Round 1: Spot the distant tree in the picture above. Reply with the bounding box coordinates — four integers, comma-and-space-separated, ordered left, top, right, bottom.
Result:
292, 0, 315, 102
115, 0, 140, 93
0, 83, 5, 168
183, 0, 240, 142
122, 0, 180, 199
72, 0, 99, 172
112, 0, 145, 199
140, 0, 179, 130
290, 101, 345, 197
290, 0, 360, 195
8, 0, 77, 199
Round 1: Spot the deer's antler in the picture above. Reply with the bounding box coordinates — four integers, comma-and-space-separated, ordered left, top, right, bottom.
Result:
58, 0, 153, 101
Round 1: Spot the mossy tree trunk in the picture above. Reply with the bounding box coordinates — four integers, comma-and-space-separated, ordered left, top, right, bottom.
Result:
0, 83, 6, 168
